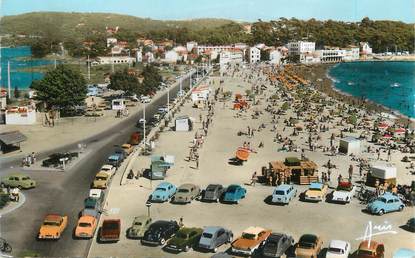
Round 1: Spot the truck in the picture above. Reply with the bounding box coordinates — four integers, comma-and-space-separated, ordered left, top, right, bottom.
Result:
99, 219, 121, 242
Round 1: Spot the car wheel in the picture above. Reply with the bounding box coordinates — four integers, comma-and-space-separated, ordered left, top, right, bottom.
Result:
216, 198, 219, 203
185, 245, 191, 252
399, 205, 404, 211
236, 199, 239, 204
378, 209, 385, 216
213, 247, 218, 253
160, 238, 166, 245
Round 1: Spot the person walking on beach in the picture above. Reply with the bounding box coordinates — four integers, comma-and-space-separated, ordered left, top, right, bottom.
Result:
195, 155, 199, 169
387, 148, 391, 161
348, 165, 353, 181
327, 168, 332, 182
250, 172, 257, 186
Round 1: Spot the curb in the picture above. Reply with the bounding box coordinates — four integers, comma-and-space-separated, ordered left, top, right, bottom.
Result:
0, 193, 26, 217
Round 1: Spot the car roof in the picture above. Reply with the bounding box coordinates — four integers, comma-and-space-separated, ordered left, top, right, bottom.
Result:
268, 233, 284, 241
243, 226, 265, 235
178, 183, 196, 190
44, 214, 63, 222
151, 220, 174, 227
299, 234, 318, 243
310, 182, 323, 189
79, 215, 96, 223
6, 173, 28, 178
227, 184, 240, 190
157, 182, 173, 188
203, 226, 223, 234
206, 184, 222, 189
380, 193, 397, 200
275, 184, 292, 191
95, 172, 109, 177
329, 240, 348, 249
101, 164, 113, 169
89, 189, 103, 197
359, 240, 381, 251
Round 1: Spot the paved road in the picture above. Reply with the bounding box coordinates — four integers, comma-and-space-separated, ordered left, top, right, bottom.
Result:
0, 73, 203, 257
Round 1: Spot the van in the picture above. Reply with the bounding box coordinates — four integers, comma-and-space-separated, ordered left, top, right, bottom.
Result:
271, 184, 297, 204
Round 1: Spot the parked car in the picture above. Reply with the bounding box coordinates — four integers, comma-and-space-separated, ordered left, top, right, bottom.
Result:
295, 234, 323, 258
127, 216, 152, 239
172, 184, 200, 204
406, 217, 415, 232
356, 240, 385, 258
223, 184, 246, 204
150, 182, 177, 202
80, 197, 101, 218
1, 174, 36, 189
38, 214, 68, 240
114, 148, 126, 161
75, 215, 97, 239
262, 233, 294, 258
99, 164, 116, 178
271, 184, 297, 205
92, 172, 111, 189
202, 184, 225, 202
231, 226, 271, 256
141, 96, 151, 103
165, 227, 203, 252
304, 182, 328, 202
198, 226, 233, 252
107, 154, 122, 167
89, 189, 105, 202
330, 181, 356, 204
121, 144, 134, 155
99, 219, 121, 242
366, 193, 405, 215
141, 220, 180, 245
325, 240, 351, 258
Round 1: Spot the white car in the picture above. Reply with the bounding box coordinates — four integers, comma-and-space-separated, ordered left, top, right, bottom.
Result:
325, 240, 351, 258
331, 181, 356, 204
100, 164, 116, 178
140, 96, 151, 103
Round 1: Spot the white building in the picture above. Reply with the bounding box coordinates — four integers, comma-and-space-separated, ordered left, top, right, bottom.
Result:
136, 50, 143, 63
343, 47, 360, 61
315, 48, 346, 63
186, 41, 198, 52
164, 50, 179, 63
191, 85, 210, 103
96, 56, 135, 65
269, 49, 282, 65
339, 136, 361, 155
287, 41, 315, 56
360, 42, 373, 55
111, 99, 126, 110
145, 52, 155, 63
106, 37, 118, 48
300, 53, 321, 64
5, 106, 36, 125
197, 45, 235, 55
219, 50, 244, 68
249, 47, 261, 63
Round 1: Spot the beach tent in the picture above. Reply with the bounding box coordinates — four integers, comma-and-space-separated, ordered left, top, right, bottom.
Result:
150, 155, 174, 180
339, 137, 361, 155
367, 162, 397, 186
175, 116, 193, 131
111, 99, 126, 110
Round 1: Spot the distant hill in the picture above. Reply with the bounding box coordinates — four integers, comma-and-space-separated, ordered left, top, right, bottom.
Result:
0, 12, 235, 39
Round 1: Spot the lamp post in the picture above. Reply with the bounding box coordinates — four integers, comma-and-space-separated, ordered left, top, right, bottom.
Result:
143, 102, 146, 153
145, 201, 151, 217
167, 86, 170, 114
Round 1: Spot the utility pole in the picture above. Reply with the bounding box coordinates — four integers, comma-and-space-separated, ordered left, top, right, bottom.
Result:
87, 55, 91, 81
7, 61, 11, 98
167, 87, 170, 113
143, 103, 146, 153
128, 50, 131, 68
111, 52, 114, 73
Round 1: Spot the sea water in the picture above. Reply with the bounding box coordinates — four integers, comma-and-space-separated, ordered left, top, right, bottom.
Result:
329, 61, 415, 118
0, 46, 56, 90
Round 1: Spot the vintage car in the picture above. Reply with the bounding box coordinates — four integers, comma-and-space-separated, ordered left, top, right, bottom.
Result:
356, 240, 385, 258
165, 227, 203, 252
330, 181, 356, 204
38, 214, 68, 240
295, 234, 323, 258
231, 226, 271, 256
325, 240, 351, 258
80, 197, 101, 218
202, 184, 225, 202
99, 164, 116, 178
304, 182, 328, 202
126, 215, 152, 239
366, 193, 405, 215
271, 184, 297, 205
107, 153, 122, 167
172, 184, 200, 204
75, 215, 97, 239
92, 172, 111, 189
89, 189, 105, 201
99, 219, 121, 242
150, 182, 177, 202
198, 226, 233, 252
1, 173, 36, 189
223, 184, 246, 204
393, 248, 415, 258
141, 220, 180, 245
121, 143, 134, 155
262, 233, 294, 258
406, 217, 415, 232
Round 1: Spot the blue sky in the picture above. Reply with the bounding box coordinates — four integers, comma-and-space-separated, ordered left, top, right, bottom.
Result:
1, 0, 414, 23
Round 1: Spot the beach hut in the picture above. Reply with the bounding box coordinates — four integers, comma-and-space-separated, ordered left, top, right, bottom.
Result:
150, 155, 174, 180
267, 157, 318, 185
175, 116, 193, 131
367, 162, 397, 186
339, 137, 361, 155
111, 99, 126, 110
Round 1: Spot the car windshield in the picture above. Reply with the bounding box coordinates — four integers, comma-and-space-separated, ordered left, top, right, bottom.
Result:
95, 176, 107, 180
176, 232, 188, 239
202, 233, 213, 238
309, 188, 322, 191
299, 242, 314, 249
43, 221, 60, 226
228, 187, 237, 193
274, 190, 285, 195
358, 250, 374, 255
242, 233, 257, 240
377, 197, 387, 203
178, 189, 189, 193
328, 247, 343, 254
134, 222, 142, 226
22, 177, 30, 180
103, 222, 119, 230
79, 222, 91, 227
101, 167, 110, 171
156, 187, 166, 191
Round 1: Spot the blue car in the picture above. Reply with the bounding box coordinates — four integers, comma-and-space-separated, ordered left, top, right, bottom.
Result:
107, 154, 122, 167
366, 193, 405, 215
150, 182, 177, 202
223, 185, 246, 204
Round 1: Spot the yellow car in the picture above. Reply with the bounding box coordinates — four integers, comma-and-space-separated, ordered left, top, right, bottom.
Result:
92, 172, 110, 189
75, 215, 97, 239
38, 214, 68, 240
121, 144, 134, 155
304, 182, 328, 202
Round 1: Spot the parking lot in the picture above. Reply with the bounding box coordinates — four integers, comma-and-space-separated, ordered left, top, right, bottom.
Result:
88, 72, 414, 258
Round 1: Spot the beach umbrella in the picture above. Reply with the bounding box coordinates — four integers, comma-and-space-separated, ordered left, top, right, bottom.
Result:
383, 134, 392, 138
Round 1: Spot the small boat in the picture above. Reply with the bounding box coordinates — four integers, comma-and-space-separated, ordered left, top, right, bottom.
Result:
390, 82, 400, 88
347, 81, 355, 86
235, 147, 250, 161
